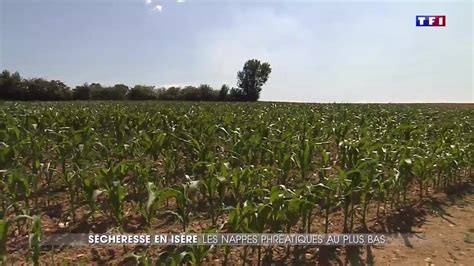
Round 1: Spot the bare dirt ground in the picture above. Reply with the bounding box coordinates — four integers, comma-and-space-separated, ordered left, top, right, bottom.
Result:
368, 190, 474, 265
6, 183, 474, 265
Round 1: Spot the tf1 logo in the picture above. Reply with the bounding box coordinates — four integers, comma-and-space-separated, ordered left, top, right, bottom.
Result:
416, 15, 446, 27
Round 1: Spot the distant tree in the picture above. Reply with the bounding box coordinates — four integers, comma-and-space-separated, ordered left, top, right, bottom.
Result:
158, 86, 181, 101
218, 84, 229, 101
229, 87, 245, 101
26, 78, 52, 100
89, 83, 106, 100
23, 78, 69, 101
109, 84, 129, 100
0, 69, 237, 102
128, 85, 156, 100
46, 80, 71, 100
198, 84, 215, 101
236, 59, 272, 101
155, 87, 167, 99
180, 85, 200, 101
0, 70, 27, 100
89, 83, 129, 100
73, 83, 91, 100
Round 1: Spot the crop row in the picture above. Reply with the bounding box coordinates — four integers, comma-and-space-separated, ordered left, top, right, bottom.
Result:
0, 102, 472, 264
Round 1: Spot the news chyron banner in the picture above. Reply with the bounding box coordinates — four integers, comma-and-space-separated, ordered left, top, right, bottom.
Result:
36, 233, 424, 247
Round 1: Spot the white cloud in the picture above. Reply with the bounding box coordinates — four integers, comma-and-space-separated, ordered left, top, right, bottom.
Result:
177, 0, 186, 3
153, 5, 163, 12
145, 0, 152, 4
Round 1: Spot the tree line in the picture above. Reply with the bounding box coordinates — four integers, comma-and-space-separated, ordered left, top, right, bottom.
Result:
0, 59, 271, 102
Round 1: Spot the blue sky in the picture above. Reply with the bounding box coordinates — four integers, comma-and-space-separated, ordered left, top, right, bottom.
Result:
1, 0, 472, 102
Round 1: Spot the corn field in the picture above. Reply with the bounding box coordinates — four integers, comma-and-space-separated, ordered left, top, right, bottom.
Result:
1, 102, 472, 264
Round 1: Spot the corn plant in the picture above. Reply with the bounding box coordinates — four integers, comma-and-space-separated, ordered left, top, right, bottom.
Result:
193, 162, 228, 225
142, 181, 161, 226
4, 215, 42, 265
108, 181, 126, 230
1, 101, 472, 264
125, 252, 154, 266
158, 248, 192, 266
185, 229, 217, 266
159, 183, 196, 232
296, 136, 314, 181
0, 218, 8, 263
